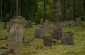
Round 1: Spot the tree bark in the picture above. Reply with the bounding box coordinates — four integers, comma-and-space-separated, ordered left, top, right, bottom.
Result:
53, 0, 59, 23
0, 0, 2, 21
61, 0, 66, 21
9, 0, 13, 18
16, 0, 18, 16
43, 0, 47, 21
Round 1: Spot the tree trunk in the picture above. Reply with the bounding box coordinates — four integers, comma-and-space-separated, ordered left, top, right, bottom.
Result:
53, 0, 59, 23
18, 0, 22, 16
0, 0, 2, 21
9, 0, 13, 18
21, 0, 22, 16
61, 0, 66, 21
43, 0, 47, 21
73, 0, 75, 20
16, 0, 18, 16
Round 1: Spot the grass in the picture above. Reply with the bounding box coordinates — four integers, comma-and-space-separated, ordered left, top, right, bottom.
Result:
0, 22, 85, 55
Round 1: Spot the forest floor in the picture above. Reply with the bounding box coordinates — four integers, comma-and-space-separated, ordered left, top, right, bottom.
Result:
0, 22, 85, 55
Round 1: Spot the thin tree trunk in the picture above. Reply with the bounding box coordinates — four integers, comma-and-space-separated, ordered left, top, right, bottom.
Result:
18, 0, 21, 16
0, 0, 2, 21
53, 0, 59, 23
16, 0, 18, 16
9, 0, 13, 18
61, 0, 66, 21
72, 0, 75, 20
43, 0, 47, 20
21, 0, 22, 16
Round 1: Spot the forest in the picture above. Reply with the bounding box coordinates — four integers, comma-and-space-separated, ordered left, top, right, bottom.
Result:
0, 0, 85, 23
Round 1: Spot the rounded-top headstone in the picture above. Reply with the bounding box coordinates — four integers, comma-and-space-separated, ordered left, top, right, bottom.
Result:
9, 16, 27, 27
7, 16, 27, 50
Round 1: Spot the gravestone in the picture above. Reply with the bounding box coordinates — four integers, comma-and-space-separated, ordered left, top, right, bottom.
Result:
0, 50, 9, 55
76, 17, 81, 25
6, 16, 27, 50
52, 22, 62, 40
40, 18, 44, 28
43, 38, 52, 46
61, 32, 74, 45
3, 22, 8, 29
0, 49, 15, 55
26, 20, 32, 28
69, 20, 76, 26
34, 28, 44, 39
43, 19, 50, 33
63, 21, 69, 26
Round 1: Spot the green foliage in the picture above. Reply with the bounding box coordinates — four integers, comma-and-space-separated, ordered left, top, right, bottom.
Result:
1, 0, 85, 23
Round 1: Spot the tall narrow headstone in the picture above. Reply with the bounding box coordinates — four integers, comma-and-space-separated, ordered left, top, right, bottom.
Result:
76, 17, 81, 25
43, 19, 50, 32
6, 16, 27, 50
40, 18, 44, 28
52, 22, 62, 40
3, 22, 8, 29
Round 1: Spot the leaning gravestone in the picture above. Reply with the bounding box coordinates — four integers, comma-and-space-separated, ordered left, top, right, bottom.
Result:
63, 21, 69, 26
76, 17, 81, 25
26, 20, 32, 28
52, 22, 62, 40
61, 32, 74, 45
34, 28, 44, 39
43, 38, 52, 46
6, 16, 27, 50
43, 19, 50, 33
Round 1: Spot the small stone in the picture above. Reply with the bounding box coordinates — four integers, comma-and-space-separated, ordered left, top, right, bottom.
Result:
43, 38, 52, 46
34, 28, 44, 39
61, 32, 74, 45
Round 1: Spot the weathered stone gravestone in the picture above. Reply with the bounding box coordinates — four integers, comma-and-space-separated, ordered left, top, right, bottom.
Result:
0, 49, 15, 55
0, 50, 9, 55
43, 19, 50, 33
76, 17, 81, 25
26, 20, 32, 28
34, 28, 44, 39
63, 21, 69, 26
3, 22, 8, 29
40, 18, 44, 28
69, 20, 76, 26
6, 16, 27, 50
43, 38, 52, 46
52, 22, 62, 40
61, 32, 74, 45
